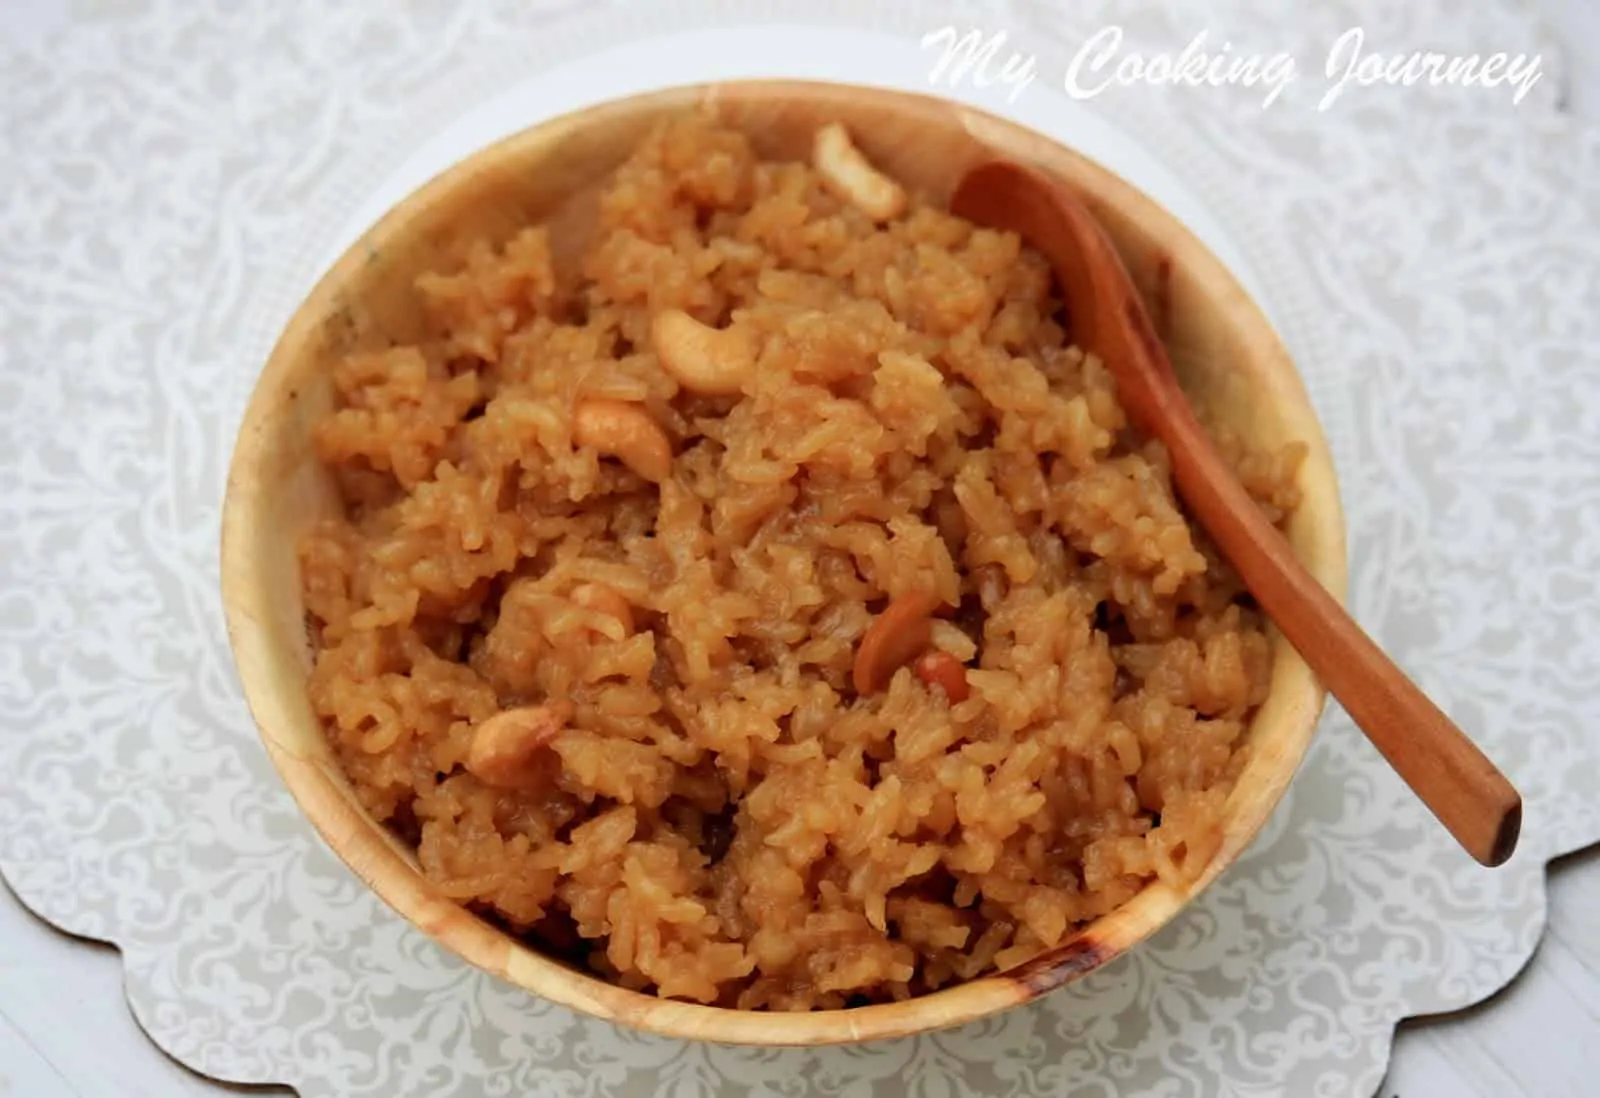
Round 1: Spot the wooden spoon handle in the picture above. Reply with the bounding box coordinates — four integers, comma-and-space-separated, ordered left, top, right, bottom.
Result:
1159, 371, 1522, 867
952, 159, 1522, 866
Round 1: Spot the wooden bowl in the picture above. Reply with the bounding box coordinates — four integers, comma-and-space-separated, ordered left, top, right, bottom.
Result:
220, 80, 1347, 1045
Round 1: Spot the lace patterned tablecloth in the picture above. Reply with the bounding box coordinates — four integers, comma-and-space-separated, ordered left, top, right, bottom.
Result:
0, 3, 1596, 1096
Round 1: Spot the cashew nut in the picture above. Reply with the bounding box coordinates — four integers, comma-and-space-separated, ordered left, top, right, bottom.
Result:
912, 650, 970, 704
572, 398, 673, 483
572, 582, 635, 638
813, 122, 907, 222
465, 705, 565, 789
651, 309, 757, 396
853, 589, 941, 696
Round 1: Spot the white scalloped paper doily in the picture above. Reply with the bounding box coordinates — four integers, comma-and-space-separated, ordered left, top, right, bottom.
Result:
0, 3, 1596, 1097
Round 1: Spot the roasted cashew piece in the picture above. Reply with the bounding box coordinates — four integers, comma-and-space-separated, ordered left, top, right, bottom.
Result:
572, 398, 673, 483
651, 309, 757, 396
465, 705, 565, 789
912, 650, 970, 704
813, 122, 907, 222
853, 590, 941, 696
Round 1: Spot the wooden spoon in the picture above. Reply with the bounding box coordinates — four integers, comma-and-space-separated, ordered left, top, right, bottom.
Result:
952, 159, 1522, 867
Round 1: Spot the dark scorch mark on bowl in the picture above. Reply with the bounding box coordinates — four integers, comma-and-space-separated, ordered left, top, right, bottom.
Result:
1005, 933, 1115, 997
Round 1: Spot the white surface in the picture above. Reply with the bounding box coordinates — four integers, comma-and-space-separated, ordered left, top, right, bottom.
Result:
1548, 0, 1600, 116
0, 2, 1594, 1096
2, 854, 1594, 1098
0, 880, 277, 1098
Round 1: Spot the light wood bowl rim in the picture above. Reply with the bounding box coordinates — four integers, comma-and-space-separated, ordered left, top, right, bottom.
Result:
220, 79, 1348, 1046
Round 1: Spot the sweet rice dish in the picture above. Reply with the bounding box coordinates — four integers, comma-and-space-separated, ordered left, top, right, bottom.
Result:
298, 110, 1305, 1011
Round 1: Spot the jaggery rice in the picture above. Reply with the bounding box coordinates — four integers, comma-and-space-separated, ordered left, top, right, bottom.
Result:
300, 111, 1305, 1010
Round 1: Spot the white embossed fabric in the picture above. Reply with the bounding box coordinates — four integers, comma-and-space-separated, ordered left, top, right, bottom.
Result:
0, 3, 1596, 1096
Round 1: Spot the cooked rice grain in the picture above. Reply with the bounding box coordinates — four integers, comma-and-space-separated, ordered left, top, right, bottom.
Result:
301, 110, 1304, 1010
